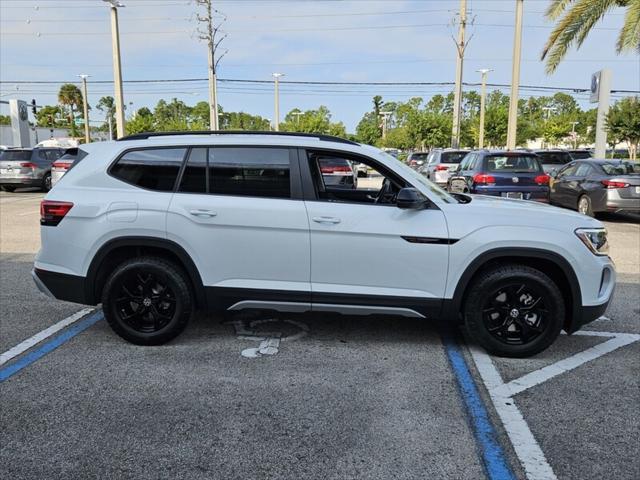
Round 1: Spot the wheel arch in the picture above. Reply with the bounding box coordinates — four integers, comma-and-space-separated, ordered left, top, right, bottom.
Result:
86, 236, 207, 309
444, 247, 581, 332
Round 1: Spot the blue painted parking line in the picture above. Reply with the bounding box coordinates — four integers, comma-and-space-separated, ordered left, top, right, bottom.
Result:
0, 310, 104, 383
442, 334, 516, 480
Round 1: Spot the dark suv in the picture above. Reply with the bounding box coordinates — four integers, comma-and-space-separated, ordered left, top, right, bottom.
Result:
448, 150, 549, 202
0, 147, 65, 192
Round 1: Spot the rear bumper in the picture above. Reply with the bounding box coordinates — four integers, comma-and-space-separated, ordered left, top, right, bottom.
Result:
473, 186, 549, 202
32, 268, 93, 305
605, 190, 640, 213
0, 177, 41, 187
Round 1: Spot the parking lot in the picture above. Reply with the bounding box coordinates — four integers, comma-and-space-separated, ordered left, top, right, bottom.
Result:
1, 190, 638, 480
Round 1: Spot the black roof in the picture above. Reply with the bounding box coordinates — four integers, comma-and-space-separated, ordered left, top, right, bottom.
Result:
117, 130, 359, 145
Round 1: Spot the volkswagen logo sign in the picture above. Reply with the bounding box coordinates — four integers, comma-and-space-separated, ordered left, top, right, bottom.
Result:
512, 177, 519, 183
19, 103, 28, 122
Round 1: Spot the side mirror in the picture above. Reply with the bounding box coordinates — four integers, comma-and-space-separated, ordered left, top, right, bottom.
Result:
396, 188, 427, 209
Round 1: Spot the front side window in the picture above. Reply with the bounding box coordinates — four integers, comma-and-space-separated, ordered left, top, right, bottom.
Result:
209, 147, 290, 198
111, 148, 186, 191
556, 163, 578, 178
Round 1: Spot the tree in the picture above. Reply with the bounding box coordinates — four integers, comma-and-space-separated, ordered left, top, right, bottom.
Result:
96, 96, 116, 138
541, 0, 640, 73
0, 115, 10, 126
220, 111, 270, 130
58, 83, 84, 136
281, 106, 346, 137
125, 108, 155, 135
35, 105, 65, 128
606, 96, 640, 160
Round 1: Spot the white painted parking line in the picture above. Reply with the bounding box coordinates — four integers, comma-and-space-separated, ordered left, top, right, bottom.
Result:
470, 331, 640, 480
0, 308, 94, 366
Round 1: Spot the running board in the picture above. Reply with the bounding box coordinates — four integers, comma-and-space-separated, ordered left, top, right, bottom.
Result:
227, 300, 425, 319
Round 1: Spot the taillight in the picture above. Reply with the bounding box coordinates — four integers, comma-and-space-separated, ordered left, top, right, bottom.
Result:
473, 173, 496, 184
534, 174, 550, 185
601, 179, 629, 189
321, 166, 352, 174
40, 200, 73, 226
20, 162, 37, 169
435, 165, 449, 171
52, 161, 71, 170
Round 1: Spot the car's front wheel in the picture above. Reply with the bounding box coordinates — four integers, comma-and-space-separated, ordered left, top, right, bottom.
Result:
463, 264, 564, 357
102, 257, 193, 345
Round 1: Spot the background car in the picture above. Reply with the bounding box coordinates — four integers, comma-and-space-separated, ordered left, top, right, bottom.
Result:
447, 150, 549, 202
316, 154, 357, 189
419, 149, 468, 186
407, 152, 429, 169
0, 147, 64, 192
51, 148, 79, 187
550, 159, 640, 216
531, 149, 573, 174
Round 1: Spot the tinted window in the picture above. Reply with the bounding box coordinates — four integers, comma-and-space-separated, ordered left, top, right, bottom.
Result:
0, 150, 32, 161
209, 147, 290, 198
111, 148, 186, 191
557, 164, 578, 177
411, 153, 429, 161
575, 163, 594, 177
569, 151, 592, 160
600, 162, 640, 176
179, 147, 207, 193
536, 151, 572, 165
486, 155, 541, 173
441, 151, 467, 164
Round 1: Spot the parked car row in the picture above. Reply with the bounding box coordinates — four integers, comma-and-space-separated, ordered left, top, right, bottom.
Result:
0, 146, 79, 192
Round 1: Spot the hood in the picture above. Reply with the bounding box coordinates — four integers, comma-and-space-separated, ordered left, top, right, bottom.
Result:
441, 194, 602, 238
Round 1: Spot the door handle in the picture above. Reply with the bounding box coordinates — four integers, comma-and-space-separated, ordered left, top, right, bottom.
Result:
189, 209, 217, 218
312, 216, 341, 224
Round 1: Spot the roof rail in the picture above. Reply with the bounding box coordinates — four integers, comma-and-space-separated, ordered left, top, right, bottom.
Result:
117, 130, 359, 145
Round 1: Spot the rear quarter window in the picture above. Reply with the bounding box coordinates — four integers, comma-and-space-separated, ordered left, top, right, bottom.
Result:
110, 148, 186, 191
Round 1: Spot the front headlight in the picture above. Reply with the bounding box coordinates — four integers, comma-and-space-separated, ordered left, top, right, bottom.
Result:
575, 228, 609, 256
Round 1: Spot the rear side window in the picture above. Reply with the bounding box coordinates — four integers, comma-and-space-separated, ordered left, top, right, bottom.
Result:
179, 147, 208, 193
208, 147, 290, 198
486, 155, 541, 173
111, 148, 186, 191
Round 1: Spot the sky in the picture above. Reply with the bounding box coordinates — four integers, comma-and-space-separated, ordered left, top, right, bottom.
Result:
1, 0, 639, 132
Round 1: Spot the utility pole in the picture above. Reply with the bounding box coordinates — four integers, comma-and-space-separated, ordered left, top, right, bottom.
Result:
107, 116, 113, 141
272, 73, 284, 131
197, 0, 227, 131
78, 74, 90, 143
451, 0, 467, 148
103, 1, 126, 139
570, 121, 579, 148
477, 68, 492, 149
593, 69, 612, 158
379, 111, 392, 139
506, 0, 524, 150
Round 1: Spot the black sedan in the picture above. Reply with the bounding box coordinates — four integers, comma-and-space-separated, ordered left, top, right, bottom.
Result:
550, 159, 640, 216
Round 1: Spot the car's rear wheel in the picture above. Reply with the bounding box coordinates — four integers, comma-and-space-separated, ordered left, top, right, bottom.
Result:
102, 257, 193, 345
463, 264, 564, 358
41, 172, 52, 192
577, 195, 594, 216
1, 186, 16, 192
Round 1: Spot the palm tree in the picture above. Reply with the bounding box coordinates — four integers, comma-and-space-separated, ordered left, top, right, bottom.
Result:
96, 96, 116, 138
541, 0, 640, 73
58, 83, 83, 135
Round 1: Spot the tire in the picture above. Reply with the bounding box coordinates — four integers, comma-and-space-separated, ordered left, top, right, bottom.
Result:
41, 172, 52, 192
577, 195, 594, 217
1, 186, 16, 192
463, 264, 564, 358
102, 256, 193, 345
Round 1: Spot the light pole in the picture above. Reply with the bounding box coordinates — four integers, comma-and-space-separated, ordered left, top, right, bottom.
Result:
506, 0, 524, 150
476, 68, 492, 149
272, 73, 284, 132
103, 0, 126, 138
379, 111, 392, 140
291, 111, 303, 127
78, 74, 91, 143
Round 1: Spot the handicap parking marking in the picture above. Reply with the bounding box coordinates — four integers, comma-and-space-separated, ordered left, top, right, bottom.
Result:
0, 310, 103, 382
226, 316, 309, 358
469, 330, 640, 480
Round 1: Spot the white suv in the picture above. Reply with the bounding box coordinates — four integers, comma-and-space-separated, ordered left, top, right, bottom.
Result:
33, 132, 615, 357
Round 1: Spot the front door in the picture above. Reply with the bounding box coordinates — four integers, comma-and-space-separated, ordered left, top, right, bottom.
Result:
167, 146, 311, 308
303, 149, 449, 317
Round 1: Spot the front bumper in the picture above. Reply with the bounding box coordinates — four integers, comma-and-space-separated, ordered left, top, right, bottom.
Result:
32, 268, 93, 305
568, 297, 613, 333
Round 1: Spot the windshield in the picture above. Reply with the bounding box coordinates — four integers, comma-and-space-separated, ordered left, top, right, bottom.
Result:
0, 150, 32, 161
570, 151, 592, 160
601, 162, 640, 176
486, 155, 541, 173
441, 151, 467, 164
378, 151, 458, 204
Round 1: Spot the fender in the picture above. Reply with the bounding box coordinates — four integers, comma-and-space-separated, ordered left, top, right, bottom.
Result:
86, 236, 207, 309
442, 247, 582, 329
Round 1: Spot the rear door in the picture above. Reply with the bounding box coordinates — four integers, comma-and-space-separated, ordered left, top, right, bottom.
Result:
167, 146, 311, 306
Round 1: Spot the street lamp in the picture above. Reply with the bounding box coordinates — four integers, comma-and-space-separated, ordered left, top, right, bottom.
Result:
476, 68, 493, 149
78, 74, 91, 143
272, 73, 284, 132
103, 0, 126, 138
